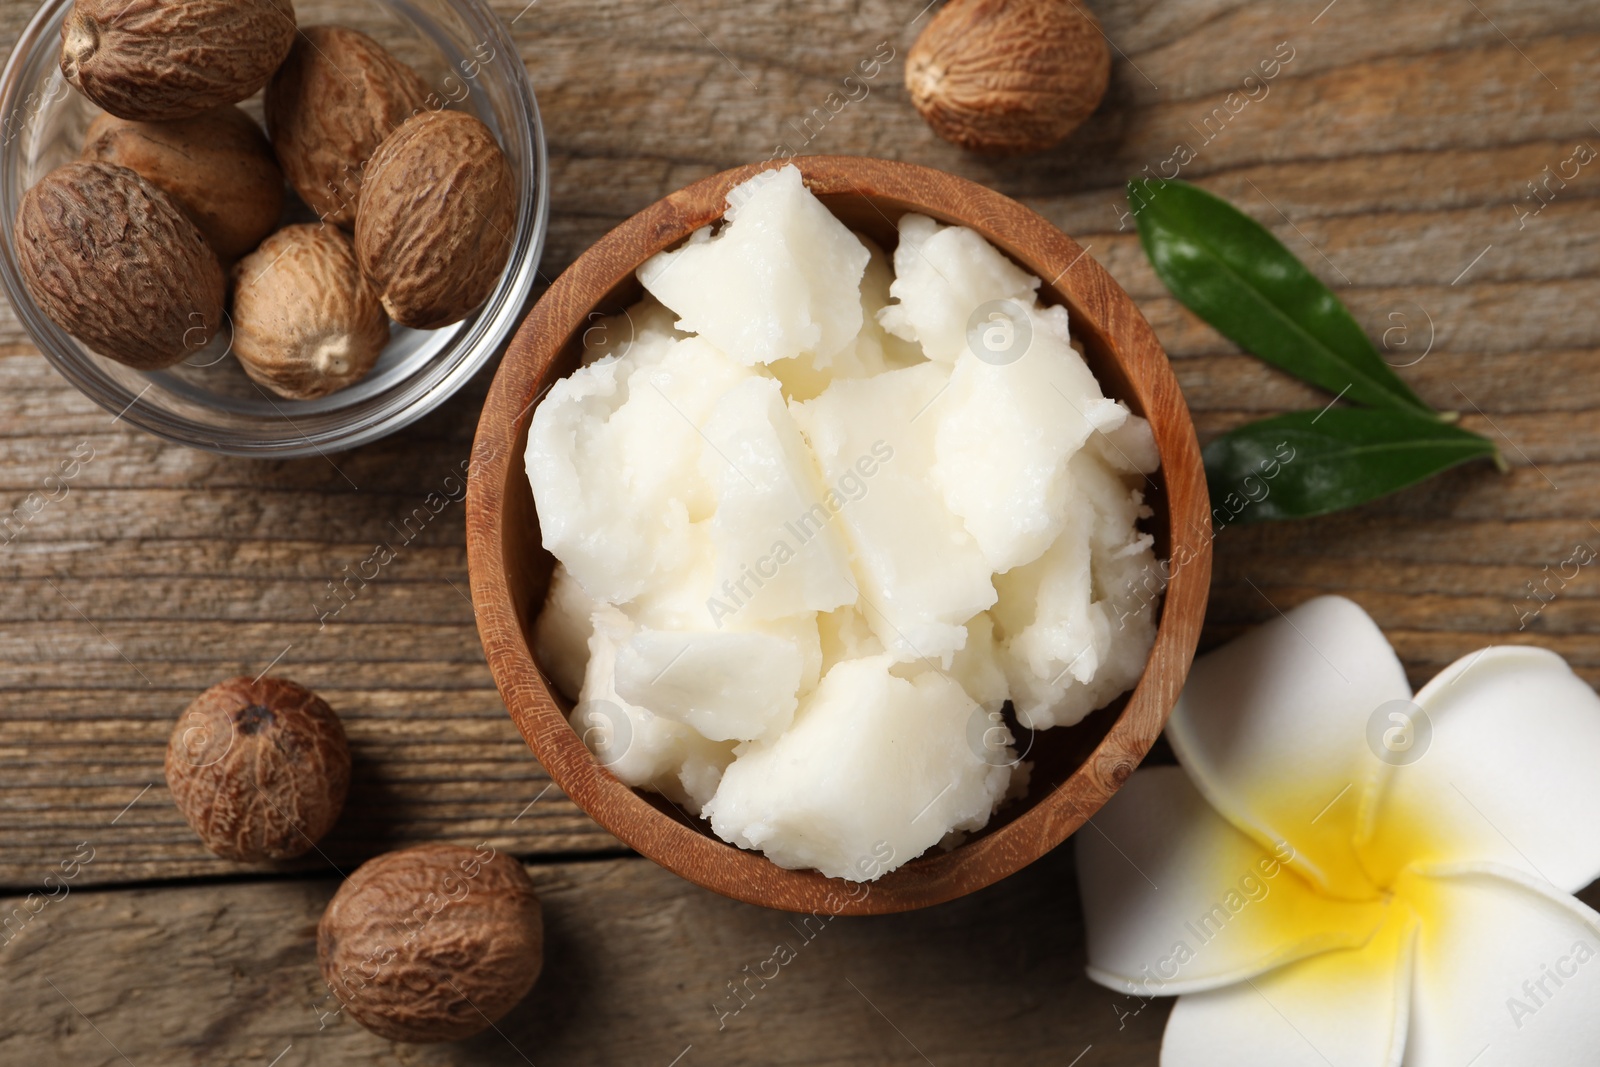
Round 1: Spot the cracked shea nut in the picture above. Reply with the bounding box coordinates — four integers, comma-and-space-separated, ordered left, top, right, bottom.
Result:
356, 109, 516, 330
80, 106, 285, 263
906, 0, 1111, 155
319, 844, 544, 1042
60, 0, 297, 122
232, 224, 390, 399
266, 25, 429, 227
15, 161, 225, 370
166, 676, 351, 862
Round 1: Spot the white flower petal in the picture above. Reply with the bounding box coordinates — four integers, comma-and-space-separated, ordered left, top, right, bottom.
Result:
1363, 646, 1600, 894
1167, 596, 1411, 899
1401, 863, 1600, 1067
1077, 767, 1386, 997
1159, 905, 1417, 1067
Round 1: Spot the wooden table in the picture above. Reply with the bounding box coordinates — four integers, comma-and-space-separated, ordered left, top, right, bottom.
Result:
2, 0, 1597, 1062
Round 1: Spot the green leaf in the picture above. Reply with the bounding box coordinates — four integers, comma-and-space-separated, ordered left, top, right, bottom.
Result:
1130, 178, 1435, 417
1204, 408, 1500, 523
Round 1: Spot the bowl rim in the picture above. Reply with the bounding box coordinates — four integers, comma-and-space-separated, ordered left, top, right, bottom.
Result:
467, 155, 1212, 914
0, 0, 550, 458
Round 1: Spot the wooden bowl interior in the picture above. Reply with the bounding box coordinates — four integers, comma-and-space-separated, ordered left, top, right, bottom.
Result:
474, 157, 1208, 913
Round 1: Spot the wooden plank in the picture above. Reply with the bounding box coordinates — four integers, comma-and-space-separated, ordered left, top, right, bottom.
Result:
2, 850, 1589, 1066
0, 850, 1168, 1066
0, 0, 1597, 1061
0, 0, 1595, 903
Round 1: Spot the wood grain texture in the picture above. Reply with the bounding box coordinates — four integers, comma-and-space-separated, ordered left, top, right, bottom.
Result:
0, 346, 618, 887
0, 0, 1593, 1056
11, 852, 1583, 1066
0, 849, 1171, 1067
468, 154, 1211, 913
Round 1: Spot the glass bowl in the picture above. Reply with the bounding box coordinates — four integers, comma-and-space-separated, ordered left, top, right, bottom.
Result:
0, 0, 548, 457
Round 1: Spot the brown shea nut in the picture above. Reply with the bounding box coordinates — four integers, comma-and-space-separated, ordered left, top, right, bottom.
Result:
232, 225, 390, 399
80, 106, 285, 263
60, 0, 297, 122
318, 844, 543, 1043
356, 110, 515, 330
266, 25, 429, 227
15, 161, 225, 370
906, 0, 1111, 155
165, 676, 351, 862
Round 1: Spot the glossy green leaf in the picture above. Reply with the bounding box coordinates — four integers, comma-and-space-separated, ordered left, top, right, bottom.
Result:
1130, 178, 1435, 417
1204, 408, 1500, 523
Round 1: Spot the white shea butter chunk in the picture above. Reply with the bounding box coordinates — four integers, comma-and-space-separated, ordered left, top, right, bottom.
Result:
701, 377, 855, 622
579, 294, 683, 368
627, 525, 824, 698
639, 165, 870, 366
947, 611, 1010, 713
852, 233, 926, 369
878, 213, 1041, 363
525, 333, 750, 604
703, 655, 1013, 881
610, 336, 751, 527
993, 451, 1160, 729
817, 605, 884, 667
576, 606, 735, 811
614, 628, 803, 743
933, 303, 1134, 573
769, 235, 924, 401
1089, 410, 1161, 477
532, 563, 597, 701
791, 360, 997, 664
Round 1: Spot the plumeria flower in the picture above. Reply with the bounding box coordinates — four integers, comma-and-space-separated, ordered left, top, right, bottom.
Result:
1077, 595, 1600, 1065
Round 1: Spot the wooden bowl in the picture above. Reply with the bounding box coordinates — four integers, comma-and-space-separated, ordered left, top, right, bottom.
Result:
467, 156, 1211, 914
